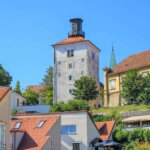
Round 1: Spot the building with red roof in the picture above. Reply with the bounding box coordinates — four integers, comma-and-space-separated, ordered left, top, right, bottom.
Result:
0, 87, 11, 150
103, 49, 150, 107
10, 115, 61, 150
95, 121, 116, 141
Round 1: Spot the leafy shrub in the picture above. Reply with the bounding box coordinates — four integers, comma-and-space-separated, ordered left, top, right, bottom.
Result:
50, 99, 90, 112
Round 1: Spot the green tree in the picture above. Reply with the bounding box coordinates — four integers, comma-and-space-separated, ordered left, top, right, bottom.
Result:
0, 64, 12, 86
137, 74, 150, 104
41, 66, 53, 105
121, 69, 144, 105
14, 80, 22, 94
72, 76, 99, 101
23, 88, 39, 105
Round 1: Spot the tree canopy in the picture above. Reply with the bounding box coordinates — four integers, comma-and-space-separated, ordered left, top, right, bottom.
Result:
0, 64, 12, 86
41, 66, 53, 105
121, 69, 150, 105
23, 88, 39, 105
72, 76, 99, 101
14, 80, 22, 94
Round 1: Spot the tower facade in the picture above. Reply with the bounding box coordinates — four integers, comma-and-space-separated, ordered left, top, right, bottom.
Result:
53, 18, 100, 105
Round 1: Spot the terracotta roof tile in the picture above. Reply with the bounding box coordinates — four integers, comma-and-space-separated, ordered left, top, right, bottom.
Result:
53, 36, 86, 46
95, 121, 116, 141
10, 115, 60, 150
26, 85, 46, 93
0, 87, 11, 102
109, 49, 150, 75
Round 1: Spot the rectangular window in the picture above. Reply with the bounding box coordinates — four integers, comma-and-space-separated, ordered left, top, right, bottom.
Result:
61, 125, 76, 134
67, 50, 70, 57
0, 122, 6, 150
68, 75, 73, 81
109, 79, 116, 90
69, 89, 73, 94
71, 50, 74, 57
73, 143, 80, 150
68, 63, 73, 69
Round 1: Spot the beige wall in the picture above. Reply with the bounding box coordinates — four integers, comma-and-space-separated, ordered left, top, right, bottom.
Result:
0, 90, 11, 150
104, 66, 150, 107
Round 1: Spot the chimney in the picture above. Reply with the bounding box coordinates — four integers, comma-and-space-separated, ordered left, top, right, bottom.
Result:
68, 18, 85, 38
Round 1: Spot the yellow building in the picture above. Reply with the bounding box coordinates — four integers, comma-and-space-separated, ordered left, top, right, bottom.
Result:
104, 49, 150, 107
0, 87, 11, 150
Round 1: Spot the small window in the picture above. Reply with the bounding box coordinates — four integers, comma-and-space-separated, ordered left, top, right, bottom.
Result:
14, 122, 21, 129
68, 63, 73, 69
68, 75, 73, 81
67, 50, 70, 57
81, 71, 84, 75
0, 122, 6, 149
36, 120, 45, 128
69, 89, 73, 94
81, 58, 84, 62
58, 72, 61, 77
142, 72, 149, 77
61, 125, 76, 134
92, 51, 95, 59
58, 61, 61, 65
109, 79, 116, 90
71, 50, 74, 57
17, 98, 19, 106
73, 143, 80, 150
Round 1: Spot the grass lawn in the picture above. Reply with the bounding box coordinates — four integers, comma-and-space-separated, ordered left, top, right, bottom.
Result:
92, 104, 150, 114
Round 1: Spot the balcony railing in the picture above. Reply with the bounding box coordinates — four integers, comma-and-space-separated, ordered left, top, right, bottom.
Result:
68, 31, 85, 37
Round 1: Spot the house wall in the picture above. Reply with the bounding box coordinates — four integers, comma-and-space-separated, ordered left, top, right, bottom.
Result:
104, 66, 150, 107
47, 118, 61, 150
60, 112, 100, 150
0, 90, 11, 150
87, 114, 100, 150
53, 41, 99, 105
10, 91, 25, 110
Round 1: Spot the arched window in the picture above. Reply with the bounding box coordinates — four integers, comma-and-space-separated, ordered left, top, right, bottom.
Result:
0, 122, 6, 150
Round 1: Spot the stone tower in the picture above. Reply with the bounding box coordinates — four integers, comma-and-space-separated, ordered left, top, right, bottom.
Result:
52, 18, 100, 106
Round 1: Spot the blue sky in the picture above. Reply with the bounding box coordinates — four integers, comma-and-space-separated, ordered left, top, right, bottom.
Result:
0, 0, 150, 90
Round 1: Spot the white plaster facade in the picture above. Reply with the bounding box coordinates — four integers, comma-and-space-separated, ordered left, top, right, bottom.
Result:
43, 111, 100, 150
10, 91, 25, 110
53, 41, 100, 103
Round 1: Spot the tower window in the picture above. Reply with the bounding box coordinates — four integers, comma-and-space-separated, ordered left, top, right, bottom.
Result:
71, 50, 74, 57
81, 71, 84, 75
67, 50, 74, 57
67, 50, 70, 57
69, 89, 73, 94
58, 61, 61, 65
68, 75, 73, 81
81, 58, 84, 62
68, 63, 73, 69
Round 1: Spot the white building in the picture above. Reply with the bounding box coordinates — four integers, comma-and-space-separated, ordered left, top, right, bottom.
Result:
53, 18, 100, 106
37, 111, 100, 150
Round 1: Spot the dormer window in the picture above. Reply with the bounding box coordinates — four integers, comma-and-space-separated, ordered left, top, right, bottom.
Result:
36, 120, 45, 128
14, 122, 21, 129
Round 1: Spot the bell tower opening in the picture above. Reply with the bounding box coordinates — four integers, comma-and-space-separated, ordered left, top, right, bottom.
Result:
68, 18, 85, 38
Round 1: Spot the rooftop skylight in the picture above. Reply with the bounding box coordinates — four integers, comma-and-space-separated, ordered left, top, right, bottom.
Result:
14, 122, 21, 129
36, 120, 45, 128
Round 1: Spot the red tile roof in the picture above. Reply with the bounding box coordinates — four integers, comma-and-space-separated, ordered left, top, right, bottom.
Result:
53, 36, 86, 46
95, 121, 116, 141
26, 85, 46, 93
10, 115, 60, 150
0, 87, 11, 102
109, 49, 150, 75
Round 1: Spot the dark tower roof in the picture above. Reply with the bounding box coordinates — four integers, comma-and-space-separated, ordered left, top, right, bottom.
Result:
68, 18, 85, 38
